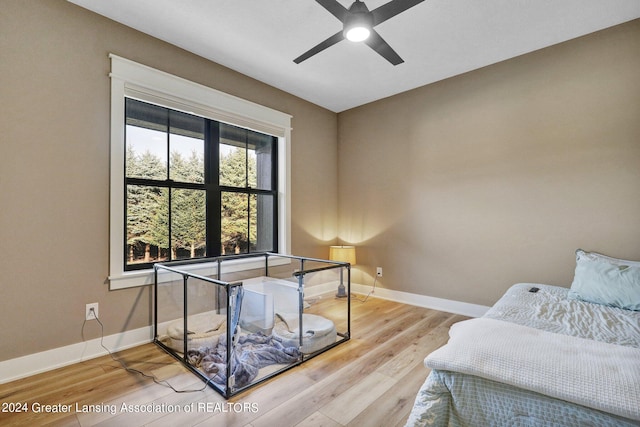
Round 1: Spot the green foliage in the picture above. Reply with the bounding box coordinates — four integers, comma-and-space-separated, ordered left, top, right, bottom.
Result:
220, 148, 257, 254
125, 143, 258, 264
126, 146, 168, 262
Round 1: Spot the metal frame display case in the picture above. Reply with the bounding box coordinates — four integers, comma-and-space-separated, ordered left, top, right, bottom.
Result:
153, 253, 351, 398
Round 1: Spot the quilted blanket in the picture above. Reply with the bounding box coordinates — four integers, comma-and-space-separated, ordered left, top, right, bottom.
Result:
425, 317, 640, 421
187, 333, 300, 388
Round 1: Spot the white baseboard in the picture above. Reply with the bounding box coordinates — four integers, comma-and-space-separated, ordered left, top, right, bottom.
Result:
306, 281, 489, 317
0, 285, 488, 384
0, 325, 154, 384
349, 283, 490, 318
304, 280, 341, 298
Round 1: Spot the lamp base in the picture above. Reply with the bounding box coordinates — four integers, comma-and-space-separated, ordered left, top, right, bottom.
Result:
336, 283, 348, 298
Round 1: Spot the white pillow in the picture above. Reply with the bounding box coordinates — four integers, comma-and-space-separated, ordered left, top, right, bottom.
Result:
568, 249, 640, 311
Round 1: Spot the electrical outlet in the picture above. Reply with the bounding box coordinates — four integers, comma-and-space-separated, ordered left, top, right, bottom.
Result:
376, 267, 383, 277
86, 303, 99, 320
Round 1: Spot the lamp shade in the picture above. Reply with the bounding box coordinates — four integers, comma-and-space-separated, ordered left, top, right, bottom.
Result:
329, 245, 357, 265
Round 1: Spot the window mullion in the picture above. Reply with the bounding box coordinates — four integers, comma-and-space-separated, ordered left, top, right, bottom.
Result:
245, 133, 249, 189
206, 120, 221, 257
247, 192, 252, 253
166, 110, 172, 262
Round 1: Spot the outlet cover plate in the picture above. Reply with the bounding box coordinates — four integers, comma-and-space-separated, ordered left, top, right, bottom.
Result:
86, 303, 99, 320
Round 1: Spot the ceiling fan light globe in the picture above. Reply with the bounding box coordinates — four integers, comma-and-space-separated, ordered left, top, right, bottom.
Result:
343, 2, 373, 43
346, 26, 370, 42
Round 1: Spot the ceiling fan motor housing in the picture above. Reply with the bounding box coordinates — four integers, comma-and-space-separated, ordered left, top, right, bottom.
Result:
343, 1, 374, 41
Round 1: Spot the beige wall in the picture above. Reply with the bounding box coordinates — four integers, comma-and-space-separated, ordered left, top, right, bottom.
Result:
338, 19, 640, 306
0, 0, 337, 361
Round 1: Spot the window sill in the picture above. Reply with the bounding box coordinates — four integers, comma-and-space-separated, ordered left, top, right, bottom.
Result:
109, 255, 292, 290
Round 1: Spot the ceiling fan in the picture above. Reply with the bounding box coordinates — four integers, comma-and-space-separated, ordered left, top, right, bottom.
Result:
294, 0, 425, 65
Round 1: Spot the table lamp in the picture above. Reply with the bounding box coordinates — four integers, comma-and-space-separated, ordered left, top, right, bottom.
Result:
329, 245, 356, 298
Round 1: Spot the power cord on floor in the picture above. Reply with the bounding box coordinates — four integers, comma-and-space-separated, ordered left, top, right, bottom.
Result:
303, 296, 321, 307
351, 275, 378, 303
81, 308, 211, 393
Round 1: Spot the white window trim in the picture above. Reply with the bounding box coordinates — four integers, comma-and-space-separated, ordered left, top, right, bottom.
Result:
108, 54, 292, 290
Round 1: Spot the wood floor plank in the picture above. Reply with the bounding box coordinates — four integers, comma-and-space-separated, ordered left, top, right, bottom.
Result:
347, 362, 433, 427
376, 314, 468, 380
318, 371, 396, 425
0, 296, 462, 427
296, 411, 343, 427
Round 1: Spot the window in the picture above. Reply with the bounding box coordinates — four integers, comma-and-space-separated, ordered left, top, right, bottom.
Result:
110, 55, 291, 289
124, 99, 278, 270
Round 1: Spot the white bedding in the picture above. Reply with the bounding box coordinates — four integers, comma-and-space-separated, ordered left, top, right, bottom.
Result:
425, 317, 640, 421
406, 283, 640, 426
484, 283, 640, 347
407, 371, 640, 427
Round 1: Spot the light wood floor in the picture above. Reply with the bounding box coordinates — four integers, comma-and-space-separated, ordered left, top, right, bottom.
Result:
0, 296, 468, 427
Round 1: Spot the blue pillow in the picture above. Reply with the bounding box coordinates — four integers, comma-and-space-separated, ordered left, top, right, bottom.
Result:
568, 249, 640, 311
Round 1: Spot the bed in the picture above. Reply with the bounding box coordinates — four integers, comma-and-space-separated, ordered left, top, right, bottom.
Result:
406, 249, 640, 426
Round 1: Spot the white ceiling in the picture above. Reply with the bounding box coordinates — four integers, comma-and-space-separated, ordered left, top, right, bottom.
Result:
69, 0, 640, 112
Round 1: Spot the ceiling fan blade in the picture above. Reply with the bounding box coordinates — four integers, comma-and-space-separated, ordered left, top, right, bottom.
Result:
371, 0, 425, 26
364, 29, 404, 65
294, 31, 345, 64
315, 0, 349, 22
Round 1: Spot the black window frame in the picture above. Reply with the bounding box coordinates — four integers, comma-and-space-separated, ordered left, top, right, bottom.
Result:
124, 98, 278, 271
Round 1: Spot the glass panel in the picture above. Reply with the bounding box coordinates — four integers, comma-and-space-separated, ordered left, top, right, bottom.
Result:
253, 193, 274, 252
219, 142, 246, 187
125, 98, 168, 180
155, 270, 184, 328
169, 133, 204, 184
301, 264, 346, 349
247, 147, 257, 189
169, 110, 205, 184
126, 185, 169, 266
169, 109, 205, 140
219, 123, 274, 190
125, 126, 167, 180
221, 192, 248, 255
250, 136, 273, 191
171, 188, 206, 260
185, 277, 230, 394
